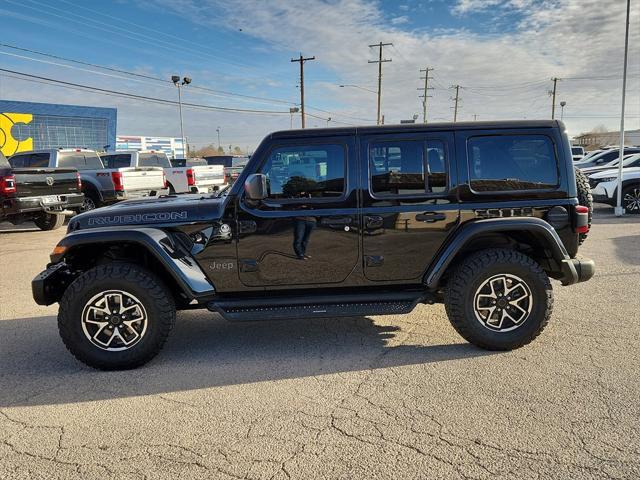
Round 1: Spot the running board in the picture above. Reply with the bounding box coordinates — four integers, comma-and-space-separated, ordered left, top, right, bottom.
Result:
208, 291, 427, 322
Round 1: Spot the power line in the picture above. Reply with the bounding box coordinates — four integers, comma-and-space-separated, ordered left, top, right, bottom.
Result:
0, 68, 290, 115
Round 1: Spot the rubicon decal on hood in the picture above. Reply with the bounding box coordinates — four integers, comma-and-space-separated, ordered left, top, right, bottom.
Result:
87, 211, 188, 225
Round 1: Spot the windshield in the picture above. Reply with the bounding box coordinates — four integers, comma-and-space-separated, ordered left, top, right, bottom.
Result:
571, 147, 583, 155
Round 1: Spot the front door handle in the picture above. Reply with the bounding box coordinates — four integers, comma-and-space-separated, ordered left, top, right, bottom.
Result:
415, 212, 447, 223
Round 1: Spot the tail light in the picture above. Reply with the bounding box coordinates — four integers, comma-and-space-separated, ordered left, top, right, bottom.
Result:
186, 168, 196, 186
111, 171, 124, 192
575, 205, 590, 233
0, 174, 17, 195
76, 172, 82, 190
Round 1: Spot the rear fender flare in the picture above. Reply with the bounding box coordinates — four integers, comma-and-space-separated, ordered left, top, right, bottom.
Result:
424, 217, 573, 288
55, 227, 214, 298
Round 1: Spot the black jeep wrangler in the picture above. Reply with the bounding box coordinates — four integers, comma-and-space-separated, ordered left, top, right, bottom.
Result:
33, 120, 594, 370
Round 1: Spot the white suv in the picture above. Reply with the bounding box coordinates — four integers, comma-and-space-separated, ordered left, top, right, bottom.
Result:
589, 167, 640, 213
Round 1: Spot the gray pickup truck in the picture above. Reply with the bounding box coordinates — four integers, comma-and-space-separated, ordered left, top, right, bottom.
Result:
9, 149, 167, 212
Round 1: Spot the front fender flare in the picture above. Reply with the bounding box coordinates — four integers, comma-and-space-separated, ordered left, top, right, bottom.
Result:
424, 217, 578, 288
53, 227, 214, 298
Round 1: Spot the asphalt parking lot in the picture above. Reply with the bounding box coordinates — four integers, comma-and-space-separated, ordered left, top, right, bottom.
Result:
1, 207, 639, 480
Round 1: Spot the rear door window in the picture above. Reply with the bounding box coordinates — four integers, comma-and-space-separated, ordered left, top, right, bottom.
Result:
27, 153, 51, 168
369, 139, 447, 196
9, 154, 29, 168
467, 135, 558, 192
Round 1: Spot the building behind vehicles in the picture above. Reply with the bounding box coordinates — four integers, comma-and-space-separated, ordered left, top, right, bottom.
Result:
203, 155, 249, 184
1, 150, 83, 230
102, 150, 224, 194
33, 120, 595, 370
10, 149, 165, 212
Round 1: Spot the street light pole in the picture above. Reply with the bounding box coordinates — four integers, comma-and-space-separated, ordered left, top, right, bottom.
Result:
615, 0, 631, 216
172, 75, 191, 159
560, 101, 566, 121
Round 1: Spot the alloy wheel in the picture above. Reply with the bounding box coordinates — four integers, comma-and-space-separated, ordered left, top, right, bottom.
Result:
81, 290, 148, 351
473, 274, 533, 332
623, 188, 640, 214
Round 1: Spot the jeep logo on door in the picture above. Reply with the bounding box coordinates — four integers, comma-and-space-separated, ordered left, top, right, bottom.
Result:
45, 177, 54, 186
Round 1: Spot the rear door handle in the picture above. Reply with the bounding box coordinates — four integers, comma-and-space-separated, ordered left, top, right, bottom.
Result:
364, 215, 384, 229
321, 216, 352, 227
415, 212, 446, 223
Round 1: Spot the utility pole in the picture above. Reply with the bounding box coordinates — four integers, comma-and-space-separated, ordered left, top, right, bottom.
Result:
451, 85, 461, 122
473, 114, 479, 121
418, 67, 434, 124
368, 42, 393, 125
291, 54, 315, 129
216, 126, 221, 150
550, 77, 559, 119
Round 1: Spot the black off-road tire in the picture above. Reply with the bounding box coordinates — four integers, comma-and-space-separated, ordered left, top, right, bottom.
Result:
58, 263, 176, 370
33, 213, 65, 231
574, 167, 592, 244
444, 248, 553, 351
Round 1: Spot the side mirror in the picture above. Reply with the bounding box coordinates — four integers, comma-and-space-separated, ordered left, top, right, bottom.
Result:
244, 173, 267, 201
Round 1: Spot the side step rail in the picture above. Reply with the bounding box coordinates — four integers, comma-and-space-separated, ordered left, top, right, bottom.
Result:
208, 291, 429, 322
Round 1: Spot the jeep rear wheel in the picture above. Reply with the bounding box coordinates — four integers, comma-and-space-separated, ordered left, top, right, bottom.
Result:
58, 263, 176, 370
444, 248, 553, 350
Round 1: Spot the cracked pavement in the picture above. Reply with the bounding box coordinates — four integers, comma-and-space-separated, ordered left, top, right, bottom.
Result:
1, 207, 639, 479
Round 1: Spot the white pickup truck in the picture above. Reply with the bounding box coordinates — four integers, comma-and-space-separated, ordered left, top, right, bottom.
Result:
9, 149, 166, 211
103, 151, 225, 194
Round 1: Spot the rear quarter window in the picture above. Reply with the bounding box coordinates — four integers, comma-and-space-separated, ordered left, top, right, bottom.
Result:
467, 135, 559, 192
58, 152, 104, 170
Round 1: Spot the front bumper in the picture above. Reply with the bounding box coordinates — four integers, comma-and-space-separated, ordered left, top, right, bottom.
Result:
560, 257, 596, 286
32, 262, 74, 305
591, 180, 616, 204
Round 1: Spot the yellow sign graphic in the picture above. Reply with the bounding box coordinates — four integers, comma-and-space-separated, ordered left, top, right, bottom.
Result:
0, 112, 33, 157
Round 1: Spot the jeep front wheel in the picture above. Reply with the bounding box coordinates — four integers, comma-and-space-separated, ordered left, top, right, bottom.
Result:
444, 248, 553, 350
58, 263, 176, 370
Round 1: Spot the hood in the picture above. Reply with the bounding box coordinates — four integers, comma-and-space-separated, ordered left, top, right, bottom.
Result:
589, 167, 640, 180
68, 194, 227, 231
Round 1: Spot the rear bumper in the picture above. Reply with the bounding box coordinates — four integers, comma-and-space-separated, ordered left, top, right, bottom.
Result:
560, 257, 596, 286
32, 262, 74, 305
2, 193, 84, 216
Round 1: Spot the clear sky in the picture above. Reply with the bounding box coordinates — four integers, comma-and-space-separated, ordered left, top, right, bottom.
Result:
0, 0, 638, 150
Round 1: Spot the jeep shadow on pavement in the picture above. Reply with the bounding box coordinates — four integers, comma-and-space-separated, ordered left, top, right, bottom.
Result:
32, 120, 595, 370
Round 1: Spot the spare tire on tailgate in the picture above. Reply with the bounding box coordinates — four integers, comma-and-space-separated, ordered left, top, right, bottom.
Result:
574, 167, 592, 245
